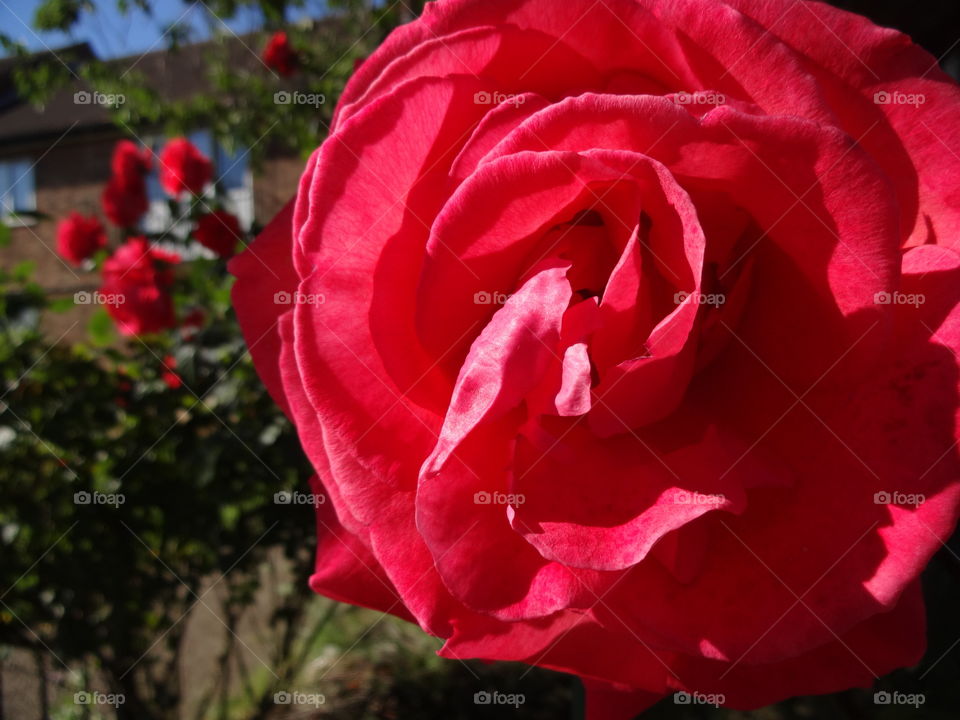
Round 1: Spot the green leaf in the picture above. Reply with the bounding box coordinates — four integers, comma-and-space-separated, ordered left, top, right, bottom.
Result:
46, 297, 75, 313
12, 261, 36, 282
87, 308, 116, 347
32, 0, 88, 31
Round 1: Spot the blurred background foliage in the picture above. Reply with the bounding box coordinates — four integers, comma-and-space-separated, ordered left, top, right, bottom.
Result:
0, 1, 958, 719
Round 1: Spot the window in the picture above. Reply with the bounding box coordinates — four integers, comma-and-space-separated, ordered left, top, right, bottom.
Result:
0, 158, 37, 221
142, 130, 253, 237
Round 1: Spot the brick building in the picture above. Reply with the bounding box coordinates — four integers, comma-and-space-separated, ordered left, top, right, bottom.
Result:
0, 37, 305, 338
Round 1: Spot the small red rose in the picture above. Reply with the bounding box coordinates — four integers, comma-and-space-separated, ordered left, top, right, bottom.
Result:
195, 210, 242, 258
262, 31, 298, 77
56, 211, 106, 265
101, 176, 148, 228
111, 140, 152, 183
101, 140, 151, 228
115, 376, 132, 408
181, 308, 206, 339
160, 355, 182, 389
158, 138, 213, 198
101, 237, 180, 336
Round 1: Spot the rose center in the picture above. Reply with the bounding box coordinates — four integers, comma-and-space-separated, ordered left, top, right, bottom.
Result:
527, 209, 621, 301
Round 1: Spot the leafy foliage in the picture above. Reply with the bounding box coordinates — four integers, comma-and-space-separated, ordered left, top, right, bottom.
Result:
0, 4, 427, 717
0, 253, 322, 718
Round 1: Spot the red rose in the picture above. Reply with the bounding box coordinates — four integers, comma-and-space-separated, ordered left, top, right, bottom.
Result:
101, 176, 148, 228
110, 140, 152, 183
160, 354, 182, 389
158, 138, 213, 198
101, 140, 151, 228
231, 1, 960, 716
181, 308, 205, 339
262, 31, 298, 77
55, 211, 106, 265
194, 210, 242, 258
101, 237, 179, 336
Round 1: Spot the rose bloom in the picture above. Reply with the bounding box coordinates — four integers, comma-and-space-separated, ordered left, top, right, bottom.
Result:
180, 307, 206, 339
110, 140, 152, 182
101, 176, 148, 228
101, 140, 151, 227
194, 210, 242, 258
262, 31, 298, 77
231, 0, 960, 716
158, 137, 213, 198
160, 354, 182, 389
55, 211, 106, 265
101, 237, 179, 336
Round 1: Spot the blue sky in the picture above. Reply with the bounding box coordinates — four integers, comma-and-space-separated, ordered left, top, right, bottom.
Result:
0, 0, 329, 59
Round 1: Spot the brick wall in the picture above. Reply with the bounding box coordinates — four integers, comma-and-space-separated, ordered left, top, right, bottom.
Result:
254, 150, 306, 223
